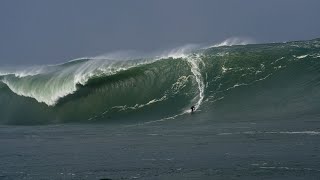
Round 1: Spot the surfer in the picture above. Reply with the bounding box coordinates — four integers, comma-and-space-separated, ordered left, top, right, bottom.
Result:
191, 105, 195, 113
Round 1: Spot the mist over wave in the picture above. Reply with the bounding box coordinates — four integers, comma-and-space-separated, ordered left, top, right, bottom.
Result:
0, 38, 319, 125
210, 37, 255, 47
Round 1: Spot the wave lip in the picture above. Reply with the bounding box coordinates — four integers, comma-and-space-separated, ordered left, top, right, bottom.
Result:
0, 44, 206, 107
1, 38, 320, 124
1, 57, 161, 106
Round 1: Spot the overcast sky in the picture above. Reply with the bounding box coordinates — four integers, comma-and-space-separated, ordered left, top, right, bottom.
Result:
1, 0, 320, 65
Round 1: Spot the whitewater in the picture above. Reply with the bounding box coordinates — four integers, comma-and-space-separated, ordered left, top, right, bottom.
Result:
2, 38, 320, 180
0, 38, 320, 125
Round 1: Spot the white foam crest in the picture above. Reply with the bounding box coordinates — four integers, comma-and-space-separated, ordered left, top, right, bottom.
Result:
0, 43, 202, 106
2, 67, 81, 106
0, 71, 10, 76
158, 44, 200, 59
92, 50, 147, 61
2, 79, 72, 106
211, 37, 255, 47
1, 58, 149, 106
0, 66, 46, 78
92, 45, 198, 62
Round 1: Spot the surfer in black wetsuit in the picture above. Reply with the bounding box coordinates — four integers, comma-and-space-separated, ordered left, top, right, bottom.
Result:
191, 105, 195, 113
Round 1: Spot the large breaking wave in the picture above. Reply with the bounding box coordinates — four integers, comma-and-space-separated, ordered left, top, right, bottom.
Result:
1, 38, 320, 125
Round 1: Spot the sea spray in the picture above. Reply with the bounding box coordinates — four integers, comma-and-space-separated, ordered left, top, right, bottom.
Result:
0, 38, 319, 124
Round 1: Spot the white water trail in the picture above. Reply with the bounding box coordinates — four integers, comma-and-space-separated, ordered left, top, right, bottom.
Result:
127, 54, 206, 126
185, 54, 205, 110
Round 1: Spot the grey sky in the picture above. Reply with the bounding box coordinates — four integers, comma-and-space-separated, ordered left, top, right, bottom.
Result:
1, 0, 320, 65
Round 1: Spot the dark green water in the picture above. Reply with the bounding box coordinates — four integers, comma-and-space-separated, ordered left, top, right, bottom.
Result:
1, 39, 320, 179
1, 38, 320, 125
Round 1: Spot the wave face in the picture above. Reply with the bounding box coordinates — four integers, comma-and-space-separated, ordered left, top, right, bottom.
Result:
1, 38, 320, 125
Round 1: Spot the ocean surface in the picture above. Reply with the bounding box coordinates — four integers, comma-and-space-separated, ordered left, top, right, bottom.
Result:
1, 38, 320, 179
